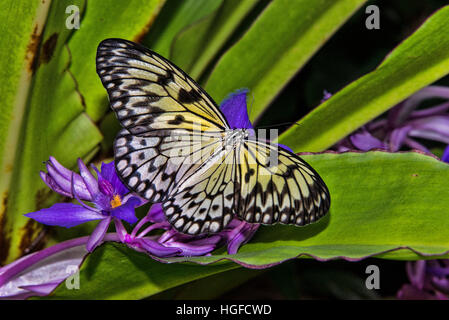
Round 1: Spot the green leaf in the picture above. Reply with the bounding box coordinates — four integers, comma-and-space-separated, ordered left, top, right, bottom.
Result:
143, 0, 223, 60
280, 5, 449, 152
1, 0, 104, 265
156, 151, 449, 266
67, 0, 166, 121
171, 0, 259, 79
42, 151, 449, 299
0, 0, 50, 265
45, 242, 238, 299
205, 0, 367, 120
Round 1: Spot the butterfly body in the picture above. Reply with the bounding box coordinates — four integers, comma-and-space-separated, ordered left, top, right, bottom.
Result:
97, 38, 330, 235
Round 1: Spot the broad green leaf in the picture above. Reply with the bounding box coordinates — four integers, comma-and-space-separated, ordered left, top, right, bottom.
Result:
45, 242, 238, 299
157, 151, 449, 266
143, 0, 223, 60
1, 0, 103, 265
43, 151, 449, 299
0, 0, 50, 265
171, 0, 259, 79
205, 0, 367, 122
280, 5, 449, 152
67, 0, 166, 121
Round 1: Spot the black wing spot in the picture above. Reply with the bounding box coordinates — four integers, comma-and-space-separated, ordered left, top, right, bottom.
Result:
178, 88, 202, 103
168, 115, 185, 125
244, 168, 255, 183
157, 70, 174, 85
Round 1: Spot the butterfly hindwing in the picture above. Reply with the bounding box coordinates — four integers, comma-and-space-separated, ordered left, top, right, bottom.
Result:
162, 147, 238, 235
235, 140, 330, 227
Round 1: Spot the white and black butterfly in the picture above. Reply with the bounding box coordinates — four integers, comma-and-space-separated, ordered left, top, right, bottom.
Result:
96, 38, 330, 235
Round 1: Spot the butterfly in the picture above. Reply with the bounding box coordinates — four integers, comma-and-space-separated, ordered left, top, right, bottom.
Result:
96, 38, 330, 235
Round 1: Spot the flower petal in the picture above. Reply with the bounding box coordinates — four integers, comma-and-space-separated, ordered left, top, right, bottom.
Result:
110, 197, 141, 224
220, 89, 252, 129
227, 222, 259, 255
86, 217, 112, 252
77, 158, 99, 199
44, 161, 92, 201
390, 86, 449, 126
388, 126, 411, 151
350, 128, 387, 151
138, 238, 181, 257
406, 260, 427, 290
25, 203, 104, 228
147, 203, 166, 223
99, 161, 129, 197
278, 144, 294, 153
163, 241, 216, 256
442, 145, 449, 163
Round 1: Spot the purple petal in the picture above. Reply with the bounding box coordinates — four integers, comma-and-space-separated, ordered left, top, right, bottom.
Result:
321, 90, 332, 103
227, 223, 259, 255
40, 171, 73, 198
431, 277, 449, 294
86, 217, 112, 252
388, 126, 412, 151
77, 158, 99, 199
220, 89, 253, 129
278, 144, 294, 153
442, 145, 449, 163
391, 86, 449, 126
138, 238, 181, 257
44, 161, 92, 201
19, 282, 61, 295
406, 261, 427, 290
99, 162, 129, 197
350, 128, 387, 151
410, 101, 449, 119
427, 260, 449, 277
163, 241, 216, 256
98, 179, 114, 197
397, 284, 441, 300
110, 196, 140, 224
403, 138, 431, 153
25, 203, 104, 228
0, 239, 88, 299
406, 116, 449, 144
147, 203, 166, 223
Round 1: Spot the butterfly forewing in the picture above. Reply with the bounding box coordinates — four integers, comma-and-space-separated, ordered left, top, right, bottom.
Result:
96, 38, 229, 136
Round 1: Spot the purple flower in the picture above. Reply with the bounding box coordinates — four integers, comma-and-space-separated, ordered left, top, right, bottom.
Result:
335, 86, 449, 153
397, 260, 449, 300
25, 159, 143, 252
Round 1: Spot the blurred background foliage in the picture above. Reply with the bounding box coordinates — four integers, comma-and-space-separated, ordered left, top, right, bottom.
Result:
2, 0, 449, 299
